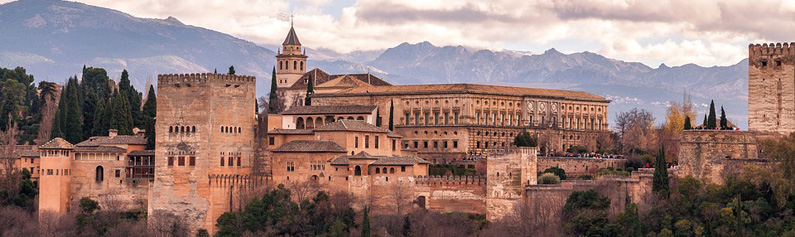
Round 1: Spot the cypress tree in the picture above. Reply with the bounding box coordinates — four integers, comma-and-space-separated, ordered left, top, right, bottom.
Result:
653, 145, 669, 198
388, 100, 394, 131
92, 99, 109, 136
702, 114, 707, 129
402, 214, 411, 237
228, 66, 235, 75
119, 70, 143, 128
109, 90, 134, 135
720, 106, 727, 129
361, 207, 371, 237
304, 74, 314, 106
142, 85, 156, 119
51, 79, 70, 139
707, 100, 717, 129
269, 66, 278, 113
684, 116, 691, 130
145, 116, 155, 150
375, 108, 381, 127
64, 78, 83, 143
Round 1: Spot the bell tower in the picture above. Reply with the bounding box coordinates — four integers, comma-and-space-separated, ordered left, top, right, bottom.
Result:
276, 23, 308, 88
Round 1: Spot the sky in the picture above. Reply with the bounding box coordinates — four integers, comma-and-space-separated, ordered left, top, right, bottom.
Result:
4, 0, 794, 67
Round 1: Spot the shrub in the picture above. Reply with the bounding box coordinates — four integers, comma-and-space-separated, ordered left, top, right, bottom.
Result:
567, 146, 588, 154
578, 175, 593, 180
514, 131, 537, 147
539, 173, 561, 184
542, 166, 567, 180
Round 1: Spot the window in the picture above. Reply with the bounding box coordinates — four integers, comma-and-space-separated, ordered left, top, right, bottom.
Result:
287, 161, 295, 172
178, 156, 185, 166
365, 135, 370, 148
392, 139, 396, 151
220, 156, 224, 166
95, 166, 104, 182
414, 141, 419, 148
269, 137, 275, 146
168, 157, 174, 166
115, 169, 120, 178
401, 166, 406, 172
376, 168, 381, 174
444, 112, 449, 124
424, 112, 429, 125
454, 112, 459, 124
434, 112, 440, 124
375, 136, 380, 149
355, 166, 362, 176
444, 141, 448, 148
237, 157, 241, 167
476, 112, 480, 124
433, 141, 438, 148
390, 168, 395, 174
228, 157, 233, 167
190, 157, 196, 166
405, 113, 410, 124
423, 141, 428, 148
453, 141, 458, 148
355, 137, 359, 148
47, 169, 52, 175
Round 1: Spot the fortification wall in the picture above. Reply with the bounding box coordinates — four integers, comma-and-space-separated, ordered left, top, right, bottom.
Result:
749, 43, 795, 134
538, 157, 626, 177
485, 148, 537, 221
414, 175, 487, 214
678, 130, 765, 184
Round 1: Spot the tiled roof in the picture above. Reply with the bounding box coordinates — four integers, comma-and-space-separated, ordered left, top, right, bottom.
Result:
268, 129, 315, 135
387, 132, 402, 138
314, 120, 390, 133
128, 150, 155, 156
39, 138, 74, 149
330, 152, 430, 166
75, 135, 146, 146
288, 68, 391, 90
317, 75, 372, 89
17, 149, 39, 157
272, 140, 347, 153
283, 26, 301, 45
73, 146, 127, 153
314, 84, 607, 102
282, 105, 376, 115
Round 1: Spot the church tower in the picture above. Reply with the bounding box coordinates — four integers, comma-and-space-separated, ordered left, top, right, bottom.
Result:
276, 25, 308, 88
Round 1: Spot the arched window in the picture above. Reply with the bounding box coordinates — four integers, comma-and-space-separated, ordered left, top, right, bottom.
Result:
293, 61, 297, 70
95, 166, 104, 182
390, 167, 395, 174
306, 117, 315, 129
347, 116, 354, 120
238, 127, 241, 133
279, 61, 283, 70
316, 117, 323, 128
181, 126, 185, 133
300, 61, 304, 70
297, 118, 305, 129
375, 168, 381, 174
169, 126, 173, 133
355, 166, 362, 176
311, 175, 318, 182
357, 116, 364, 121
192, 126, 196, 133
220, 127, 224, 133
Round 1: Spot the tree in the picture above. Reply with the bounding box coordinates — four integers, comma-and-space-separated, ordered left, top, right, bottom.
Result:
653, 145, 669, 198
720, 106, 728, 129
539, 173, 561, 184
361, 207, 371, 237
542, 166, 566, 180
388, 100, 394, 131
702, 114, 707, 128
269, 66, 279, 113
109, 91, 134, 135
402, 214, 411, 237
305, 74, 314, 106
514, 131, 537, 147
63, 78, 83, 144
91, 99, 109, 136
707, 100, 717, 129
142, 85, 156, 149
142, 85, 156, 119
145, 117, 155, 150
228, 66, 235, 75
614, 108, 655, 154
684, 116, 692, 130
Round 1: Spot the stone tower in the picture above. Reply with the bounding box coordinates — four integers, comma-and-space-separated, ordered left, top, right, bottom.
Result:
276, 25, 307, 88
149, 73, 257, 234
749, 43, 795, 134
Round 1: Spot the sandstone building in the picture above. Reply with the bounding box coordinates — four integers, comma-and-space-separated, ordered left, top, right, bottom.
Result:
749, 43, 795, 134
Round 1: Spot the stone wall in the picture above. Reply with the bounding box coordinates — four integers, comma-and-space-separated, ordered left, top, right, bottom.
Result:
538, 157, 626, 177
749, 43, 795, 134
485, 147, 537, 221
416, 175, 487, 214
678, 130, 765, 184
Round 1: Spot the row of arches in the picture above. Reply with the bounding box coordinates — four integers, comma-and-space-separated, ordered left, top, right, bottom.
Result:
278, 60, 304, 71
375, 167, 396, 174
295, 116, 365, 129
221, 126, 242, 134
169, 125, 196, 133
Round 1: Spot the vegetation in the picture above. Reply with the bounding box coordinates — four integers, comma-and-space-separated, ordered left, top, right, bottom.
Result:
566, 145, 587, 154
653, 146, 670, 197
513, 131, 537, 147
720, 106, 728, 129
429, 164, 476, 176
707, 100, 717, 129
541, 166, 566, 180
268, 66, 279, 113
305, 74, 314, 106
684, 115, 692, 130
228, 65, 235, 75
388, 100, 394, 131
538, 173, 561, 184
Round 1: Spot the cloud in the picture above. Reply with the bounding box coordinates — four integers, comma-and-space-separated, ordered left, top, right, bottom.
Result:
5, 0, 792, 66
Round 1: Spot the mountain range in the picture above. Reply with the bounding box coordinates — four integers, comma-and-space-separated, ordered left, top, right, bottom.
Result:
0, 0, 749, 128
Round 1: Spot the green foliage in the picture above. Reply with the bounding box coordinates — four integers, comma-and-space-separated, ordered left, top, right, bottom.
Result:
720, 106, 728, 129
80, 197, 100, 214
119, 70, 143, 128
538, 173, 561, 184
513, 131, 537, 147
195, 229, 210, 237
361, 207, 371, 237
617, 202, 644, 236
228, 66, 235, 75
142, 85, 157, 119
0, 169, 38, 211
305, 74, 314, 106
389, 100, 394, 131
684, 116, 692, 130
429, 164, 476, 176
142, 85, 156, 150
145, 116, 155, 150
702, 114, 707, 128
109, 90, 134, 135
563, 189, 610, 216
562, 189, 615, 236
707, 100, 717, 129
653, 146, 670, 198
542, 166, 566, 180
269, 66, 278, 113
91, 99, 110, 136
63, 77, 83, 143
566, 145, 588, 154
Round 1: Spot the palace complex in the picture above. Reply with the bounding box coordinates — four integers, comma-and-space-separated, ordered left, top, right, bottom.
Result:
23, 25, 651, 235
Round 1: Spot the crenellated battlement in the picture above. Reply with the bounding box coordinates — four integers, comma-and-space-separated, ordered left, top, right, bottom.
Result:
157, 73, 256, 87
749, 43, 795, 58
414, 175, 486, 186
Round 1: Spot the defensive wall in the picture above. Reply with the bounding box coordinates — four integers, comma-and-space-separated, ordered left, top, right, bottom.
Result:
538, 157, 626, 177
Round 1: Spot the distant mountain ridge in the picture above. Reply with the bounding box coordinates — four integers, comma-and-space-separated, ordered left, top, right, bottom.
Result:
0, 0, 749, 128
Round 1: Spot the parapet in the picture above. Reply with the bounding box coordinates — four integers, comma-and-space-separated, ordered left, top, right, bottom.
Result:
414, 175, 486, 186
157, 73, 256, 87
749, 43, 795, 58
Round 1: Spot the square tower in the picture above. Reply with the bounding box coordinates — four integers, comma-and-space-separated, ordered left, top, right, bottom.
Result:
749, 43, 795, 134
149, 73, 257, 233
276, 26, 308, 88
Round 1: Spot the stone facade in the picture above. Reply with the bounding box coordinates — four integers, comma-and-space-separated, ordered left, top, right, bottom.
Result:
749, 43, 795, 134
150, 73, 257, 233
538, 157, 626, 177
677, 130, 766, 184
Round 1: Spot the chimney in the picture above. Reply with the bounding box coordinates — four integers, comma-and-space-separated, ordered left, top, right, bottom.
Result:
108, 129, 118, 137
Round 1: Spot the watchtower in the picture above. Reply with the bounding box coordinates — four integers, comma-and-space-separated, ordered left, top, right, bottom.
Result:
275, 25, 307, 88
748, 43, 795, 134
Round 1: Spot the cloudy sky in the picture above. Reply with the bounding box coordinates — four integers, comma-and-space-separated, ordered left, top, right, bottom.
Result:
6, 0, 794, 67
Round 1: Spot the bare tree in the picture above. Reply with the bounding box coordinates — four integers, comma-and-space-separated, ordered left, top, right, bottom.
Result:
614, 108, 656, 155
388, 180, 413, 215
148, 211, 189, 237
288, 180, 321, 205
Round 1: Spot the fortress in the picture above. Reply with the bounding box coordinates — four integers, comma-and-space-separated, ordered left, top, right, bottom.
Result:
26, 25, 654, 235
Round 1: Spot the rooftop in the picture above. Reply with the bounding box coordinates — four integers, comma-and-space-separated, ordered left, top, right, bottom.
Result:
331, 152, 430, 166
314, 83, 608, 102
289, 68, 391, 90
39, 138, 74, 149
73, 146, 128, 153
272, 140, 347, 153
128, 150, 155, 156
268, 129, 315, 135
283, 26, 301, 45
75, 135, 146, 147
315, 120, 391, 133
282, 105, 377, 115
